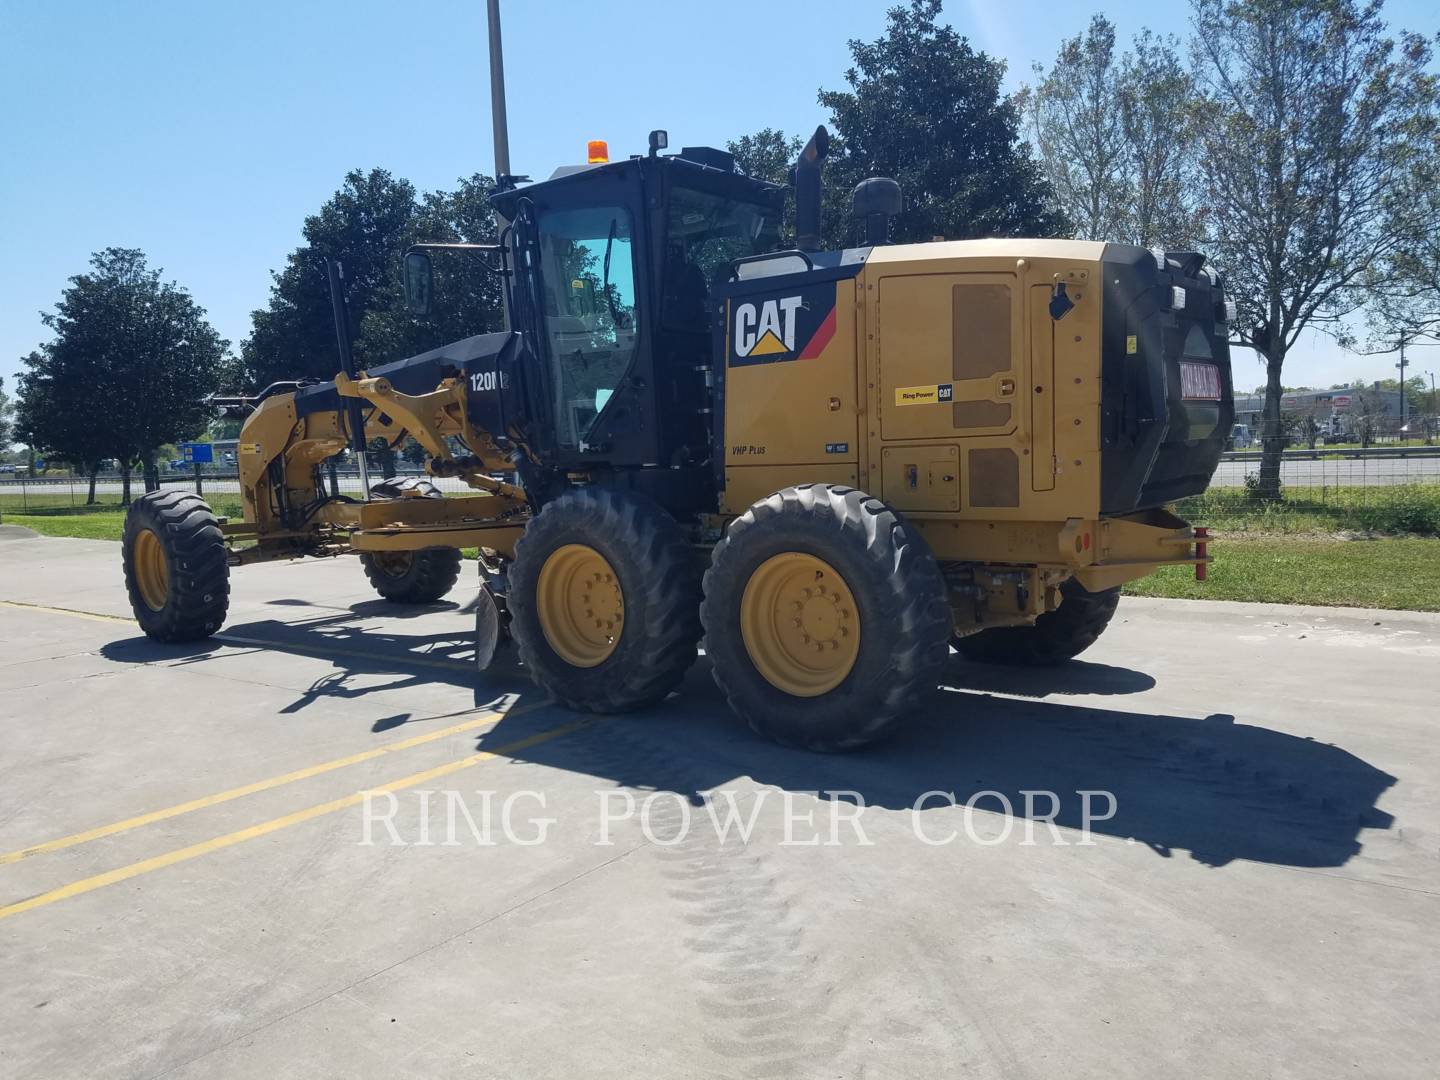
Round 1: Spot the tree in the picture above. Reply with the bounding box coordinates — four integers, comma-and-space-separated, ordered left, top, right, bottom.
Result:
1190, 0, 1438, 498
817, 0, 1067, 247
359, 175, 507, 365
1026, 18, 1197, 246
728, 128, 802, 187
1024, 15, 1129, 242
0, 376, 12, 452
243, 169, 419, 388
15, 351, 109, 501
16, 249, 227, 502
1365, 44, 1440, 349
1117, 30, 1197, 246
242, 170, 507, 391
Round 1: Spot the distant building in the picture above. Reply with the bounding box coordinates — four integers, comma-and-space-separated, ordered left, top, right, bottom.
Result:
1233, 385, 1403, 438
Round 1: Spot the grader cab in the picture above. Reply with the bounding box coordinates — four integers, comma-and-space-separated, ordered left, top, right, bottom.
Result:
122, 126, 1233, 751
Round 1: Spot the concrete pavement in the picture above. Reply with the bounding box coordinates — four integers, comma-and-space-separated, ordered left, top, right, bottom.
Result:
1, 533, 1437, 1078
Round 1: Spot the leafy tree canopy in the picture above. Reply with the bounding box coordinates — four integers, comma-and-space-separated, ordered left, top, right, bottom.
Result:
241, 170, 505, 389
729, 1, 1066, 248
16, 248, 227, 474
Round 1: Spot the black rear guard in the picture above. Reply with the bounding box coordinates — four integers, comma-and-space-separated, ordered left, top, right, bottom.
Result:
1099, 244, 1235, 514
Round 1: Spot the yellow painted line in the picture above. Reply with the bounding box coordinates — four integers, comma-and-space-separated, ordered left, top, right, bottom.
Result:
0, 698, 541, 865
0, 718, 591, 922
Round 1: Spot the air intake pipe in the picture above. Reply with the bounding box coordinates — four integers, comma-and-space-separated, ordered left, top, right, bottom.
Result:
794, 125, 830, 252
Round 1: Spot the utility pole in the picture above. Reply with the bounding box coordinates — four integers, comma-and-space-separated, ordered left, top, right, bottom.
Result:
1396, 331, 1409, 433
487, 0, 511, 184
1428, 370, 1437, 445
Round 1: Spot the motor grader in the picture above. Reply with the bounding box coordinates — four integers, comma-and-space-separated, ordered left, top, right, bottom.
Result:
122, 127, 1233, 751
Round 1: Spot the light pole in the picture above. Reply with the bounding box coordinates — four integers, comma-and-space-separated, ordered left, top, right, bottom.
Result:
1429, 371, 1437, 444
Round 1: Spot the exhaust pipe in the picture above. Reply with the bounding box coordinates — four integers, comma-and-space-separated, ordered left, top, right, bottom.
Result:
794, 125, 830, 252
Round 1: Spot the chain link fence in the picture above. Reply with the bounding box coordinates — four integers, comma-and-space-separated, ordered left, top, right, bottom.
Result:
4, 448, 1438, 536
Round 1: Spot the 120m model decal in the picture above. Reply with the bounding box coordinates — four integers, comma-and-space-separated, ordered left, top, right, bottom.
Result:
728, 283, 837, 367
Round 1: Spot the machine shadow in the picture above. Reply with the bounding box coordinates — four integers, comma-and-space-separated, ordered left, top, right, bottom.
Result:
98, 616, 1395, 872
99, 604, 529, 721
480, 658, 1395, 871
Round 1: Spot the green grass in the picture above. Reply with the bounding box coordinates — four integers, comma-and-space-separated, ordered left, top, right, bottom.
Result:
1175, 484, 1440, 537
0, 495, 246, 541
1124, 536, 1440, 611
7, 489, 1440, 612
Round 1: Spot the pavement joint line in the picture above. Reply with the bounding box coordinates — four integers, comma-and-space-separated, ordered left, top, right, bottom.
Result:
0, 717, 593, 923
0, 599, 477, 674
0, 598, 132, 624
0, 697, 542, 866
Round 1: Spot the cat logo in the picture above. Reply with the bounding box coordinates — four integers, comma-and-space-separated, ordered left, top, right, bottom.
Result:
734, 296, 803, 358
727, 283, 839, 368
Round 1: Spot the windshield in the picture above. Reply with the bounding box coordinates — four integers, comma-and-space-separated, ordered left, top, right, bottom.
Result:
663, 187, 781, 327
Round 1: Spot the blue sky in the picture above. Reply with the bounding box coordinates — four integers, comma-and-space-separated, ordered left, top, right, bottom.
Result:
2, 0, 1436, 397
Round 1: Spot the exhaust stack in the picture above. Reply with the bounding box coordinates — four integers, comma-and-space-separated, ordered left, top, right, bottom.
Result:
794, 125, 830, 252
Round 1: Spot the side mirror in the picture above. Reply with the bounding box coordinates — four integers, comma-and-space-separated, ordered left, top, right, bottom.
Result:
403, 251, 433, 316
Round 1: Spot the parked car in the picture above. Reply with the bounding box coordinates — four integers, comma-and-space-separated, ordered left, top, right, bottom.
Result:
0, 463, 16, 474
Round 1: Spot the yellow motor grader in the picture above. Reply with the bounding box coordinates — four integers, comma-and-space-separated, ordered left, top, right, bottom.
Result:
122, 127, 1232, 750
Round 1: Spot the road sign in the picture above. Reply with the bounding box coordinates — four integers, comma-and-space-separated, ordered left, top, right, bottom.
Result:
181, 442, 214, 464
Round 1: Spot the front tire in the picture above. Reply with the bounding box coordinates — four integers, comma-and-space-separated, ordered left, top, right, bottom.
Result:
508, 487, 702, 713
702, 485, 950, 752
358, 477, 462, 603
953, 578, 1120, 666
122, 491, 229, 642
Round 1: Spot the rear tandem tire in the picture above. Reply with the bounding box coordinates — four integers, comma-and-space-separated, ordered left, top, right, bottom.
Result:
508, 487, 702, 713
122, 490, 230, 642
701, 485, 951, 752
358, 477, 463, 604
953, 577, 1121, 666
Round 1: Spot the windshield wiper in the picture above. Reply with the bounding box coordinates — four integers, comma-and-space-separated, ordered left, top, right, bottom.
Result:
602, 218, 625, 329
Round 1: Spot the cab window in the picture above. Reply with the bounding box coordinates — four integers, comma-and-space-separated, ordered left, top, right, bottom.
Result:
536, 205, 638, 448
663, 187, 780, 328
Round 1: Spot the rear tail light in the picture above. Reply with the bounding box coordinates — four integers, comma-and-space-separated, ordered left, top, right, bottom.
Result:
1180, 362, 1222, 400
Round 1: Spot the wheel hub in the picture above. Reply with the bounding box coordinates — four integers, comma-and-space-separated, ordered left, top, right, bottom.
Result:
740, 552, 860, 697
536, 544, 623, 667
133, 528, 169, 612
372, 551, 413, 577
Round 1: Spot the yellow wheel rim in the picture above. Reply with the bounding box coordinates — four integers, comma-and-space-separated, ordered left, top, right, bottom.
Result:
133, 528, 170, 612
536, 544, 623, 667
740, 552, 861, 697
371, 551, 413, 577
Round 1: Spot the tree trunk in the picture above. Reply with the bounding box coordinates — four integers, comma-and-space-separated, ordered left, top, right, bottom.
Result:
379, 441, 396, 480
142, 451, 160, 493
87, 466, 98, 505
121, 463, 132, 507
1256, 353, 1285, 501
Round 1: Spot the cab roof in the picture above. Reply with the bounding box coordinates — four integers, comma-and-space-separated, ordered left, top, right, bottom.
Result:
489, 146, 782, 217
